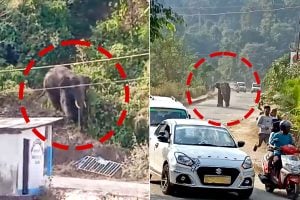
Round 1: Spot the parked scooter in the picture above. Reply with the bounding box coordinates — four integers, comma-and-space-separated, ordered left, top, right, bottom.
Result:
258, 144, 300, 200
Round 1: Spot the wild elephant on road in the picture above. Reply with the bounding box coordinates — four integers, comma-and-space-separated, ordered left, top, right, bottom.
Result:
215, 82, 231, 107
40, 65, 91, 124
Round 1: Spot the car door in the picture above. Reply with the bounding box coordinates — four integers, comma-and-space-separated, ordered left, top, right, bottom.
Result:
150, 123, 166, 173
154, 123, 171, 174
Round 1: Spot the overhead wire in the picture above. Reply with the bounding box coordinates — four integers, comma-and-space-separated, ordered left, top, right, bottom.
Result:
0, 77, 149, 94
177, 5, 300, 16
0, 52, 149, 73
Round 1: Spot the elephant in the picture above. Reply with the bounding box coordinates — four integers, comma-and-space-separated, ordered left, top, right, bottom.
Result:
215, 82, 231, 107
41, 65, 91, 124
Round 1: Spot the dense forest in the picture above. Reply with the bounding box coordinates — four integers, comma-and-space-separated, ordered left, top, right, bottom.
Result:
151, 0, 300, 100
0, 0, 149, 148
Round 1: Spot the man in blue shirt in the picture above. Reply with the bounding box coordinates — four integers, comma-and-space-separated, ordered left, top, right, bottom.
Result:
269, 120, 294, 176
266, 120, 281, 175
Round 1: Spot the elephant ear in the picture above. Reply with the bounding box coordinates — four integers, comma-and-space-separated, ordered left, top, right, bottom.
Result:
59, 77, 71, 88
81, 76, 91, 89
83, 76, 91, 84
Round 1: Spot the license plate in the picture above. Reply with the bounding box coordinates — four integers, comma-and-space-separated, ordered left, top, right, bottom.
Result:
204, 175, 231, 184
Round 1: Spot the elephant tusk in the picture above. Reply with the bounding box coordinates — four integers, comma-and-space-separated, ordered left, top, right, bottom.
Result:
83, 101, 87, 108
75, 100, 81, 109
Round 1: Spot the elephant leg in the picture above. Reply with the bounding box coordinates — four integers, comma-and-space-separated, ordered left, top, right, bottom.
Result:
225, 86, 231, 107
46, 89, 62, 111
225, 99, 230, 107
217, 89, 223, 107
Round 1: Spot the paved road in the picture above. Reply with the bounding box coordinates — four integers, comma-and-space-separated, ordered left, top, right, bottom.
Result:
150, 92, 290, 200
150, 176, 287, 200
188, 90, 257, 122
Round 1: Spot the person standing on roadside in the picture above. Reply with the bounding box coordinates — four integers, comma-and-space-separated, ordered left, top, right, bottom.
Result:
253, 105, 273, 151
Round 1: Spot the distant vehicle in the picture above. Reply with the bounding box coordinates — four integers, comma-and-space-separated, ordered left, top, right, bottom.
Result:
149, 119, 255, 199
251, 83, 261, 93
229, 82, 237, 91
236, 82, 247, 93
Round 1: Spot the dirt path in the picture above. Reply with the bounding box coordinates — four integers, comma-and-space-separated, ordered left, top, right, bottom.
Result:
228, 111, 266, 171
51, 176, 149, 200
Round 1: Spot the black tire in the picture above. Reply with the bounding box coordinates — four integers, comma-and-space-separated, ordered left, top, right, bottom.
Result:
286, 184, 300, 200
265, 184, 275, 193
161, 163, 175, 195
238, 188, 253, 199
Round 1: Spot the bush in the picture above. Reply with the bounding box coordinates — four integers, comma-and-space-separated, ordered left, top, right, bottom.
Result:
122, 138, 148, 180
263, 55, 300, 142
151, 81, 207, 102
151, 81, 184, 100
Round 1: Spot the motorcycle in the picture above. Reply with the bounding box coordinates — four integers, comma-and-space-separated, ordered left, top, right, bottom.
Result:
258, 144, 300, 200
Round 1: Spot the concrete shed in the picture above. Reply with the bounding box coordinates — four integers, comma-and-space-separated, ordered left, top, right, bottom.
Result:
0, 117, 63, 196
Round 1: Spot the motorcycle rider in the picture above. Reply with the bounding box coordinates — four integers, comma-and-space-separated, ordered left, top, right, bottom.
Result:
269, 120, 294, 177
265, 120, 281, 176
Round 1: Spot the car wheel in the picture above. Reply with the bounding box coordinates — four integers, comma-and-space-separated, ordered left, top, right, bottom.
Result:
161, 163, 175, 195
265, 184, 275, 193
286, 183, 299, 200
238, 188, 253, 199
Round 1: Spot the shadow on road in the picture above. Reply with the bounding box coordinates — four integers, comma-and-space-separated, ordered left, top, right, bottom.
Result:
150, 180, 289, 200
195, 104, 250, 112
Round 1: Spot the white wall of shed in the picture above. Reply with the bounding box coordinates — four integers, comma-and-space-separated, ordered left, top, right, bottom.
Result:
0, 134, 20, 195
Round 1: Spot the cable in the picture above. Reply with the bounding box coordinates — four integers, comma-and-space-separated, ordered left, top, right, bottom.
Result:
0, 77, 149, 94
172, 5, 246, 10
178, 6, 300, 16
0, 52, 149, 73
171, 3, 300, 10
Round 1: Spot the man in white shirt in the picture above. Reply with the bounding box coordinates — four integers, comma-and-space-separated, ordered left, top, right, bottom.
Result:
253, 105, 273, 151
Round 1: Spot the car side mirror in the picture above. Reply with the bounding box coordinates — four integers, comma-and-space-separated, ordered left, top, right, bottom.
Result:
237, 141, 245, 147
157, 135, 169, 143
158, 131, 165, 136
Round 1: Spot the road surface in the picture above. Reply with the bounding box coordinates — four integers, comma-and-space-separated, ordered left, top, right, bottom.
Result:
188, 90, 257, 122
52, 176, 149, 199
150, 91, 289, 200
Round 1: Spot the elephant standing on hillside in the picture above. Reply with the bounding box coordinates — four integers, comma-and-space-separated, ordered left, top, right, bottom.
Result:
215, 82, 231, 107
41, 65, 91, 124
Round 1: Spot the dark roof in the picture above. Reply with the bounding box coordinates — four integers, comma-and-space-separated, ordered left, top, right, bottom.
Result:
0, 117, 63, 134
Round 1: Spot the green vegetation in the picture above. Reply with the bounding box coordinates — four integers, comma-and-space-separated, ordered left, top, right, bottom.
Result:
150, 0, 209, 100
156, 0, 299, 86
0, 0, 149, 148
263, 55, 300, 134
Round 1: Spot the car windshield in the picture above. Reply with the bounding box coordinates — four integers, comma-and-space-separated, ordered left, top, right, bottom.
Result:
252, 84, 260, 87
150, 108, 188, 126
238, 83, 245, 86
174, 125, 236, 147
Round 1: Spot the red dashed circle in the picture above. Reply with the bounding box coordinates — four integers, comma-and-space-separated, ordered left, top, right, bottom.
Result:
19, 39, 130, 151
186, 51, 261, 127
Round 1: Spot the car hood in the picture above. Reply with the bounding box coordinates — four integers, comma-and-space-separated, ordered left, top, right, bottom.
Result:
172, 145, 247, 161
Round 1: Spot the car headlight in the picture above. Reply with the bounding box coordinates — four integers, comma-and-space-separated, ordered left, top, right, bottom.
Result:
284, 163, 300, 174
242, 156, 253, 169
174, 152, 194, 166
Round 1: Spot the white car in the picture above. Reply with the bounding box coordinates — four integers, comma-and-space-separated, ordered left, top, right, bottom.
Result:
149, 95, 190, 136
149, 119, 255, 199
236, 82, 247, 93
251, 83, 261, 93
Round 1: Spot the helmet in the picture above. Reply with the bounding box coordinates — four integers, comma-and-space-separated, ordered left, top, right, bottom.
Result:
279, 120, 292, 131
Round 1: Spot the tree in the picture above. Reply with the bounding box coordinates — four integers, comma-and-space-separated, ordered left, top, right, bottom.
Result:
150, 0, 183, 42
